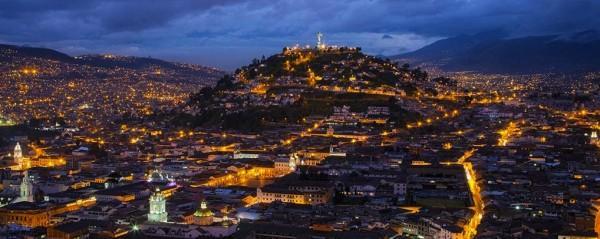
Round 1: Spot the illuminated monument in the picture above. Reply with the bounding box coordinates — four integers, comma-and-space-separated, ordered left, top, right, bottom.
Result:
14, 142, 23, 160
148, 189, 168, 222
316, 32, 325, 49
13, 142, 31, 170
15, 171, 34, 203
14, 142, 24, 169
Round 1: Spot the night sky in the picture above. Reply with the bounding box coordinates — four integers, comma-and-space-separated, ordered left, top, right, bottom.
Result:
1, 0, 599, 70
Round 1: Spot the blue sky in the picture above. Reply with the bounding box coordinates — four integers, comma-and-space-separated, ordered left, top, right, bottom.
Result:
0, 0, 599, 70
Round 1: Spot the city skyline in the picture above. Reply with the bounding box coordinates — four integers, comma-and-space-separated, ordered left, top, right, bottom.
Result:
1, 1, 599, 238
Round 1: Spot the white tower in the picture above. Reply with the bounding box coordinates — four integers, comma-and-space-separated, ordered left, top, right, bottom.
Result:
289, 153, 299, 171
14, 142, 23, 165
591, 131, 599, 145
148, 188, 168, 223
17, 171, 34, 203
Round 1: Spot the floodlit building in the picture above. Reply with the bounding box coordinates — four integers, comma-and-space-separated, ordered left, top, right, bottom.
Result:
147, 189, 168, 223
192, 200, 214, 226
14, 142, 23, 162
14, 171, 34, 203
13, 142, 30, 170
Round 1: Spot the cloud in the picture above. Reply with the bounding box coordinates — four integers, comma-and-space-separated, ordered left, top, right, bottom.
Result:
0, 0, 598, 69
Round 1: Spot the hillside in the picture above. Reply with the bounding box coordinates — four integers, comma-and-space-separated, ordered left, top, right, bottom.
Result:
171, 46, 436, 131
0, 44, 222, 76
237, 46, 426, 90
0, 44, 74, 62
0, 44, 225, 126
393, 30, 600, 74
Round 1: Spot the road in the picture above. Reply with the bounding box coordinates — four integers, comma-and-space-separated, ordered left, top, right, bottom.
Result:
462, 151, 483, 239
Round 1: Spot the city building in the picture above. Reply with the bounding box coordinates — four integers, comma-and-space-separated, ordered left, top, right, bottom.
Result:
147, 189, 168, 223
14, 171, 34, 203
191, 200, 214, 226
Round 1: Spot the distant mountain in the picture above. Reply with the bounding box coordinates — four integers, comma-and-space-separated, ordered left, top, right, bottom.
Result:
0, 43, 223, 75
392, 30, 600, 74
0, 44, 74, 62
75, 54, 197, 71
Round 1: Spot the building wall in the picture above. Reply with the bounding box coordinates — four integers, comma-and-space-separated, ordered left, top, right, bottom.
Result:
0, 197, 95, 228
0, 210, 50, 227
256, 188, 332, 205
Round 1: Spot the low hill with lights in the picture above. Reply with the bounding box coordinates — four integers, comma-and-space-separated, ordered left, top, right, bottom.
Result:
235, 45, 426, 93
0, 44, 73, 62
171, 39, 435, 131
0, 43, 224, 78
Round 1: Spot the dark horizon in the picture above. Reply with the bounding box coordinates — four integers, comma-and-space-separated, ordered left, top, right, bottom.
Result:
1, 0, 599, 70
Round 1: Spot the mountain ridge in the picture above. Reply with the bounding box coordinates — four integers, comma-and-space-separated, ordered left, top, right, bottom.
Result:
392, 30, 600, 74
0, 43, 221, 73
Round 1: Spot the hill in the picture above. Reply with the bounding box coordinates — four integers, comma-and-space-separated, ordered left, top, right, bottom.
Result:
236, 46, 426, 91
0, 44, 74, 62
172, 46, 433, 131
0, 43, 222, 75
393, 30, 600, 74
0, 43, 224, 126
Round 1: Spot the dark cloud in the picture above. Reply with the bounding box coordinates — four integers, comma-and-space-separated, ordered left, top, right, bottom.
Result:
0, 0, 598, 70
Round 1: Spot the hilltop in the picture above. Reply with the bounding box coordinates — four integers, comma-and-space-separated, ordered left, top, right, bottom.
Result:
0, 43, 223, 78
170, 45, 437, 131
0, 44, 73, 62
236, 46, 426, 91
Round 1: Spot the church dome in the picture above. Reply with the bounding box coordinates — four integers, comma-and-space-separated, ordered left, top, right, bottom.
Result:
148, 169, 170, 183
194, 201, 213, 217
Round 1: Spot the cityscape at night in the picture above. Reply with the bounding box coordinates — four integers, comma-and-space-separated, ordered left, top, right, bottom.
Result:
1, 1, 600, 238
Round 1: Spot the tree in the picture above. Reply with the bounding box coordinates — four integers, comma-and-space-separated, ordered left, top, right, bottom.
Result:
189, 87, 214, 105
401, 63, 410, 70
215, 75, 235, 91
